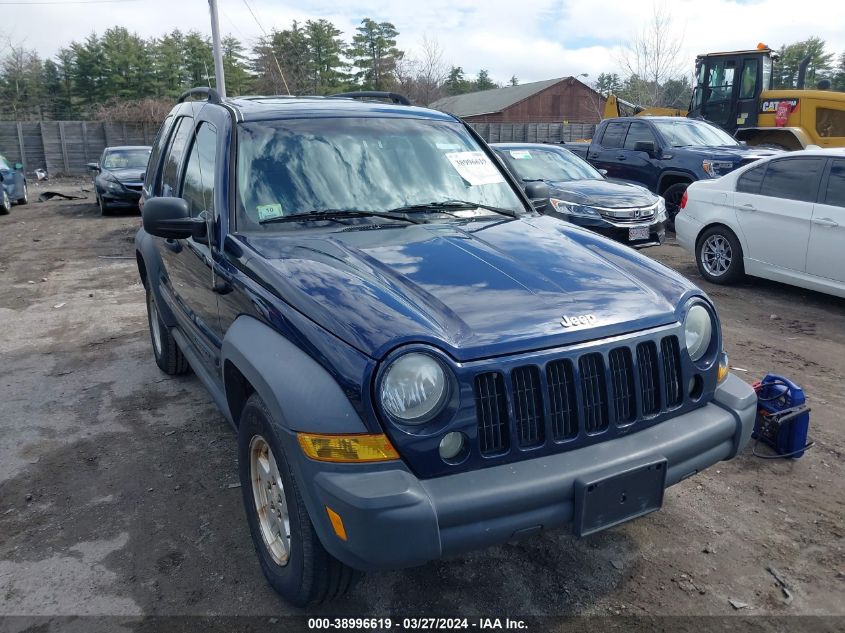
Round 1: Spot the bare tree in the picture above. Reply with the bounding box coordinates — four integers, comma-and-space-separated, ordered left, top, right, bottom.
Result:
393, 35, 448, 105
619, 3, 685, 107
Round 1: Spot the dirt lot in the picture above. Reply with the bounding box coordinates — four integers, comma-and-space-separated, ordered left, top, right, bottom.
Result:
1, 187, 843, 623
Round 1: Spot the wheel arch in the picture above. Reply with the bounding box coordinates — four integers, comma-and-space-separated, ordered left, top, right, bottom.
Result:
220, 315, 368, 434
658, 171, 695, 195
735, 127, 808, 151
695, 221, 745, 255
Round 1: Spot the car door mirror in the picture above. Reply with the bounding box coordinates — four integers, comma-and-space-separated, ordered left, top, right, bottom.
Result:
634, 141, 656, 157
523, 181, 550, 200
598, 168, 608, 176
14, 162, 23, 170
143, 197, 207, 240
87, 162, 100, 172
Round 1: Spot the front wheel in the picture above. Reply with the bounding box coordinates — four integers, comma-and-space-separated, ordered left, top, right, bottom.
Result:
238, 393, 358, 607
0, 191, 10, 215
662, 183, 689, 231
98, 193, 111, 216
696, 226, 744, 284
145, 286, 189, 375
17, 183, 28, 205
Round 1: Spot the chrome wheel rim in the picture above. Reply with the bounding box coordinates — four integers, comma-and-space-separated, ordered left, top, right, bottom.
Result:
149, 295, 163, 357
701, 234, 732, 277
250, 435, 291, 567
21, 184, 27, 204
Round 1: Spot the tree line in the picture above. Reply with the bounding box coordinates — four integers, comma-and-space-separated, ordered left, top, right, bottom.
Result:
0, 20, 511, 121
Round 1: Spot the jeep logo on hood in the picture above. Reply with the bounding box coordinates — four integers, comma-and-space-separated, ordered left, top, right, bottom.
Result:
561, 314, 597, 328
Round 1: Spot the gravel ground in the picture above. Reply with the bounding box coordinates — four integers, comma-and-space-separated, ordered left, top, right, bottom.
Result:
1, 187, 843, 624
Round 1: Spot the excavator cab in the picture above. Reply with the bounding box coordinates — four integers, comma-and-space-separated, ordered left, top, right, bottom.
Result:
688, 47, 775, 135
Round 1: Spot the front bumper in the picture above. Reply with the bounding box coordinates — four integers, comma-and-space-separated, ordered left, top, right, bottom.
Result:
562, 214, 666, 248
101, 187, 142, 206
293, 374, 756, 571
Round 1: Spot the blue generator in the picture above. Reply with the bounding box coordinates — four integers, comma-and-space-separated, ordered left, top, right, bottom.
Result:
752, 374, 812, 459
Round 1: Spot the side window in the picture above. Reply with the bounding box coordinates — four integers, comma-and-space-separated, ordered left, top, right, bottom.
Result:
824, 160, 845, 208
623, 122, 656, 150
179, 123, 217, 218
599, 122, 628, 149
816, 108, 845, 138
760, 158, 825, 202
160, 117, 194, 196
145, 115, 174, 190
739, 59, 758, 99
736, 163, 766, 194
0, 157, 11, 170
706, 59, 735, 101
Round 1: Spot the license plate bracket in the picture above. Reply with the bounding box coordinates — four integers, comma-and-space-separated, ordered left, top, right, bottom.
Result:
629, 226, 651, 241
573, 459, 667, 537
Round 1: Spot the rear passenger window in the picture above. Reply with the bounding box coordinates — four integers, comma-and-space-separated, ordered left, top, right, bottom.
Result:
180, 123, 217, 218
759, 158, 825, 203
599, 122, 628, 149
736, 163, 766, 194
824, 160, 845, 207
145, 115, 174, 190
160, 117, 193, 196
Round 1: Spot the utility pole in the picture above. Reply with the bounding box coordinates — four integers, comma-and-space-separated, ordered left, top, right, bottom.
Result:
208, 0, 227, 98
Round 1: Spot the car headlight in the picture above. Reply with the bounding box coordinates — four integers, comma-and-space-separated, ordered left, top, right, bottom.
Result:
684, 304, 714, 362
549, 198, 599, 217
104, 177, 123, 192
380, 353, 449, 423
702, 160, 735, 178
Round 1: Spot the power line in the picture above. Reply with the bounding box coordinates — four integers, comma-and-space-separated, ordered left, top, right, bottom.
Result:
241, 0, 290, 95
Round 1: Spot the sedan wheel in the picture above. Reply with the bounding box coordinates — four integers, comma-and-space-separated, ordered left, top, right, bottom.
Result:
17, 183, 28, 205
0, 191, 10, 215
696, 226, 744, 284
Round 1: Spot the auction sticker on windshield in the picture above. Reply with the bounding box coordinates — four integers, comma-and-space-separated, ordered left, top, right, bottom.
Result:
445, 151, 505, 186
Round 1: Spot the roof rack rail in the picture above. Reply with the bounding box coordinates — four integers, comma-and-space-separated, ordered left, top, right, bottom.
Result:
329, 91, 411, 106
177, 87, 223, 105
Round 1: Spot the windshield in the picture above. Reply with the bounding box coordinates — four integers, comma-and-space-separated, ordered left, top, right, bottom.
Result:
236, 117, 525, 230
499, 146, 602, 182
102, 149, 150, 170
652, 120, 739, 147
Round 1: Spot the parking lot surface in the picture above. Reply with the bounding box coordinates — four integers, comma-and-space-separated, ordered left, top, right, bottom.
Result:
1, 190, 843, 619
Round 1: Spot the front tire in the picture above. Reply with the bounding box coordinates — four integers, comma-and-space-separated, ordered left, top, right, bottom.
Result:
17, 183, 28, 205
0, 191, 10, 215
662, 182, 689, 231
145, 286, 189, 375
696, 226, 744, 284
238, 393, 358, 607
98, 193, 111, 216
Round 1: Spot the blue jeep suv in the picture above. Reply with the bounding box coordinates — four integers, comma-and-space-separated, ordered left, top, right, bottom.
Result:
136, 88, 757, 606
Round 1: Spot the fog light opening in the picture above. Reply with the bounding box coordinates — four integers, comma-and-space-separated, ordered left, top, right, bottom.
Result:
439, 432, 468, 464
688, 374, 704, 401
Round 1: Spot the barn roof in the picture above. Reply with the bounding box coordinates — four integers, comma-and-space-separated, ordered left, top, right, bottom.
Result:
429, 77, 574, 117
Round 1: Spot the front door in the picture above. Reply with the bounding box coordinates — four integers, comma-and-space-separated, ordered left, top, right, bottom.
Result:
591, 121, 630, 180
806, 158, 845, 282
733, 157, 825, 272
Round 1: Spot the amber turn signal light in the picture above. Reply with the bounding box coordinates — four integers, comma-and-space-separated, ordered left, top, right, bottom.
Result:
297, 432, 400, 463
326, 506, 348, 541
717, 352, 729, 383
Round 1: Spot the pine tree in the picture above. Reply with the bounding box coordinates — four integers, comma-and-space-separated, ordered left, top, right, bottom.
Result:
349, 18, 403, 90
305, 19, 347, 94
222, 35, 252, 96
474, 69, 496, 91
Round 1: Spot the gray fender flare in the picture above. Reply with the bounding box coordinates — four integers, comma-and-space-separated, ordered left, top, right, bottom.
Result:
135, 228, 179, 327
220, 315, 368, 434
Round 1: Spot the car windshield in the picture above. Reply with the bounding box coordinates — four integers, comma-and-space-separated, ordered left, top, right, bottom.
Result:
651, 120, 739, 147
236, 117, 525, 230
102, 149, 150, 170
499, 147, 602, 182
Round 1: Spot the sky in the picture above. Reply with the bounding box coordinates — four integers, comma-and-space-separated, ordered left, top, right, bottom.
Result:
3, 0, 844, 85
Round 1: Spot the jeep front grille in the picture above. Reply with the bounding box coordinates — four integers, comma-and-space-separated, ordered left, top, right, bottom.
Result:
472, 335, 684, 455
474, 372, 509, 455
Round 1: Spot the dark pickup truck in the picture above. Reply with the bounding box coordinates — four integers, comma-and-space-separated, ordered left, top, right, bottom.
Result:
565, 117, 777, 223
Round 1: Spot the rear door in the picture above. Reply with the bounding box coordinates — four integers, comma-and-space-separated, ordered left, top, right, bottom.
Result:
590, 121, 629, 179
806, 158, 845, 282
733, 157, 824, 272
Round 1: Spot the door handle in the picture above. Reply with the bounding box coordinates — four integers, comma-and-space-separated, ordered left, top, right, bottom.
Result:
812, 217, 839, 227
164, 238, 182, 253
588, 153, 600, 160
616, 155, 627, 160
741, 203, 756, 212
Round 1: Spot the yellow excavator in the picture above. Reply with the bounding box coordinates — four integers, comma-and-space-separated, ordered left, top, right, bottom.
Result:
602, 44, 845, 150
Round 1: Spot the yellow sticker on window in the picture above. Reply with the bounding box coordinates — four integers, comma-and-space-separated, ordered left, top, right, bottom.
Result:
257, 203, 284, 221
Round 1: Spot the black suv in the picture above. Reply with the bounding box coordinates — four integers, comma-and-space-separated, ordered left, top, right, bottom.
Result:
136, 88, 755, 606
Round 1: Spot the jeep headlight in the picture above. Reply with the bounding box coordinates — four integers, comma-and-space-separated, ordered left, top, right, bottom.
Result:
549, 198, 599, 217
684, 304, 713, 362
380, 353, 448, 423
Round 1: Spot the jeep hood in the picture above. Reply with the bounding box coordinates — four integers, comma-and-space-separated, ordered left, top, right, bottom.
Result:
238, 216, 697, 361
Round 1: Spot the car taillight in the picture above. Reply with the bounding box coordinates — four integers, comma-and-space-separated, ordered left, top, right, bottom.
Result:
680, 190, 688, 209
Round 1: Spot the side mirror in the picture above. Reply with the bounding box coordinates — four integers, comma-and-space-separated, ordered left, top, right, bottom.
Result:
87, 162, 100, 172
598, 168, 608, 176
142, 197, 207, 240
634, 141, 656, 156
523, 181, 551, 200
14, 162, 23, 170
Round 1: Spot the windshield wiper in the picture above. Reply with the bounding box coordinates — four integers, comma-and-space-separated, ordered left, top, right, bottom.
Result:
386, 200, 519, 219
259, 209, 421, 225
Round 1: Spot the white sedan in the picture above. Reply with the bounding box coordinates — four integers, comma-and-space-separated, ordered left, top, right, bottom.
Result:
675, 149, 845, 298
